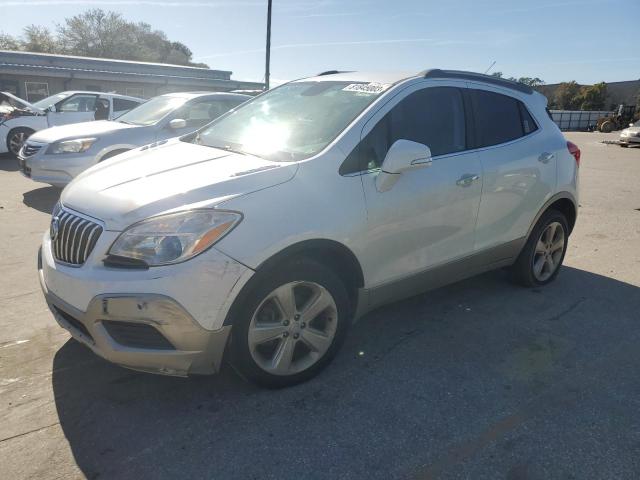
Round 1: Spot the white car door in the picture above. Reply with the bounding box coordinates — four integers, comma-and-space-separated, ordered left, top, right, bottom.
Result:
356, 83, 482, 291
47, 93, 99, 127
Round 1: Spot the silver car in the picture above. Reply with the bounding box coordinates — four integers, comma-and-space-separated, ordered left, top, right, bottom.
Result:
18, 91, 250, 187
619, 120, 640, 147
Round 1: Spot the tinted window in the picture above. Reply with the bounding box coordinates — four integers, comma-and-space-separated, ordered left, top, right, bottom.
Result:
519, 102, 538, 135
356, 87, 466, 171
470, 90, 527, 147
113, 98, 141, 112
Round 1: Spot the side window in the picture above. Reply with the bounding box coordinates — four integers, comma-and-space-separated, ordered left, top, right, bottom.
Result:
113, 98, 141, 113
519, 102, 538, 135
94, 98, 110, 120
358, 87, 466, 171
179, 100, 231, 128
470, 90, 529, 147
57, 94, 98, 113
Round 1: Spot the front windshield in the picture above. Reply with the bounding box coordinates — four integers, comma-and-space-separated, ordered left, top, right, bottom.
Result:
32, 93, 71, 110
117, 95, 188, 126
197, 81, 389, 162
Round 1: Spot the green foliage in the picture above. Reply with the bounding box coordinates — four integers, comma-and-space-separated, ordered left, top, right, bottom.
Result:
22, 25, 58, 53
554, 81, 582, 110
578, 82, 607, 110
0, 32, 20, 50
488, 71, 545, 87
0, 9, 207, 68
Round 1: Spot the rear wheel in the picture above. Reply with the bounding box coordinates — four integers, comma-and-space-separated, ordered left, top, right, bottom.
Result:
510, 209, 569, 287
7, 128, 34, 156
230, 257, 350, 388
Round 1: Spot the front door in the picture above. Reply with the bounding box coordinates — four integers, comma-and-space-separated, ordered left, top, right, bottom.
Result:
47, 93, 99, 127
357, 84, 482, 291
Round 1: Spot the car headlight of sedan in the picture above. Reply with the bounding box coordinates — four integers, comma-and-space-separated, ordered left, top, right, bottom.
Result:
47, 138, 97, 154
108, 210, 242, 266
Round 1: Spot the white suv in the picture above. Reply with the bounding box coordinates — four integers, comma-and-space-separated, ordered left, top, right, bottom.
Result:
38, 70, 580, 387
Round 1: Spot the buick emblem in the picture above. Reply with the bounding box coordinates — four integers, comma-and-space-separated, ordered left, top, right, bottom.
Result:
50, 216, 60, 241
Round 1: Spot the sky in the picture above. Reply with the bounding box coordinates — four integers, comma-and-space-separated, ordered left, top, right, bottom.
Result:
0, 0, 638, 85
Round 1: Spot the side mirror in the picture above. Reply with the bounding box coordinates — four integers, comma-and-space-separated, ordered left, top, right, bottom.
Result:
376, 139, 432, 192
169, 118, 187, 130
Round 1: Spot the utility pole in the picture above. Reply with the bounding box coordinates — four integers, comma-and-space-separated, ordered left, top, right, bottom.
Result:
265, 0, 272, 90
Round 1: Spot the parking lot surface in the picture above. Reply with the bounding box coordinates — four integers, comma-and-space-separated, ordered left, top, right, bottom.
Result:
1, 132, 639, 479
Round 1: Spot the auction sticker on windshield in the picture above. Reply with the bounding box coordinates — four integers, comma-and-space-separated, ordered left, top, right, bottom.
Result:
342, 83, 391, 94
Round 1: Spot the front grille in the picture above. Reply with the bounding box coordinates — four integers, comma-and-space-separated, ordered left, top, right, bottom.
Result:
52, 209, 103, 265
53, 305, 94, 342
102, 321, 175, 350
21, 143, 42, 157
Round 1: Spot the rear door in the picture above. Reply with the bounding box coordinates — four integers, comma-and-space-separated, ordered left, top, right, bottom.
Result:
356, 83, 483, 289
469, 87, 556, 251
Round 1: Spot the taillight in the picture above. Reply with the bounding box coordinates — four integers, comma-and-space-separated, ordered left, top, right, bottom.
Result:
567, 141, 580, 167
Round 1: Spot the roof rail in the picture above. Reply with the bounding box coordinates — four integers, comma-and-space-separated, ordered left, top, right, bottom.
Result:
317, 70, 347, 76
418, 69, 534, 94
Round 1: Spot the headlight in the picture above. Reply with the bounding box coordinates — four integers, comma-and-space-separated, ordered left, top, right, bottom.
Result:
47, 138, 97, 154
108, 210, 242, 266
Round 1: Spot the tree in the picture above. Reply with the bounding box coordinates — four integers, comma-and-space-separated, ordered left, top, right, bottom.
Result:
554, 81, 582, 110
22, 25, 58, 53
0, 32, 20, 50
0, 9, 207, 67
578, 82, 607, 110
515, 77, 545, 87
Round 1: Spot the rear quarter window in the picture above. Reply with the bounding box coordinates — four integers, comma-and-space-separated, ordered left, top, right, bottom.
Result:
470, 89, 536, 147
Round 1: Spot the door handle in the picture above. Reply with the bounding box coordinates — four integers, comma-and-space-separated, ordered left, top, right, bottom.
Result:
456, 174, 480, 187
538, 152, 554, 164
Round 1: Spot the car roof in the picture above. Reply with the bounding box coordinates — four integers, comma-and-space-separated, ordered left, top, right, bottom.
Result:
296, 71, 415, 85
55, 91, 145, 101
295, 69, 537, 96
159, 91, 251, 101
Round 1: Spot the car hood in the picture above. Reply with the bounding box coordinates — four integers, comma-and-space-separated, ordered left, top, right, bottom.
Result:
0, 92, 45, 116
29, 120, 137, 143
622, 127, 640, 135
0, 91, 43, 113
61, 139, 298, 230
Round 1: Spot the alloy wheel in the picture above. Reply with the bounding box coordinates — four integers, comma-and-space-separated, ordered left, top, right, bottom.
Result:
248, 281, 338, 376
9, 132, 26, 156
532, 221, 565, 282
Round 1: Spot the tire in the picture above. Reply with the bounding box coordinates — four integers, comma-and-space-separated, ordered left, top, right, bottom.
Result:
600, 121, 615, 133
7, 128, 34, 156
230, 257, 351, 388
510, 209, 569, 287
620, 143, 628, 148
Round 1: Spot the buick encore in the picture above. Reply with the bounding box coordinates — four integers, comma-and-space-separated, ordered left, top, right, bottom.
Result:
38, 70, 580, 387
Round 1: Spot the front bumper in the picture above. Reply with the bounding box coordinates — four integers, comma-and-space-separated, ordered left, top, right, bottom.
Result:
619, 134, 640, 144
38, 211, 255, 375
39, 256, 232, 376
19, 148, 96, 187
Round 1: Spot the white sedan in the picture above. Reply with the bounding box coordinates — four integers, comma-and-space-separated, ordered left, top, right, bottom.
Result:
0, 91, 143, 156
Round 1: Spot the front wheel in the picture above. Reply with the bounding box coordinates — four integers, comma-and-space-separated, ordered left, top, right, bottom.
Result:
230, 258, 350, 388
7, 128, 34, 156
510, 209, 569, 287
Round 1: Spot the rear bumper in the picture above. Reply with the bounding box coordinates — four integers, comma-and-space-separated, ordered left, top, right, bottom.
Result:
39, 251, 232, 376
